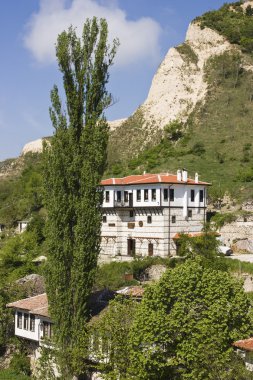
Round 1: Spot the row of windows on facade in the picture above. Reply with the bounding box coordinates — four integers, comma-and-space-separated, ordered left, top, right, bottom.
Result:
17, 312, 52, 338
103, 211, 193, 224
105, 189, 204, 203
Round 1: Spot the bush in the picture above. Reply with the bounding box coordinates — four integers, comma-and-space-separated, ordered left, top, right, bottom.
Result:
10, 352, 31, 376
190, 142, 206, 156
211, 212, 237, 228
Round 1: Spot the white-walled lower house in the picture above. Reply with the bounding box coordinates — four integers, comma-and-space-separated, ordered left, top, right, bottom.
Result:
233, 337, 253, 371
6, 294, 55, 376
7, 290, 116, 379
100, 170, 210, 260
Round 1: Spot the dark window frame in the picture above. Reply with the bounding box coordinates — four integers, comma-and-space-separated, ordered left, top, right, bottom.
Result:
200, 190, 204, 203
117, 191, 121, 202
164, 189, 168, 201
172, 215, 176, 223
147, 215, 152, 224
105, 191, 110, 203
188, 209, 193, 218
102, 215, 107, 223
144, 189, 149, 201
17, 312, 22, 329
130, 210, 134, 218
24, 313, 29, 330
136, 189, 141, 202
124, 191, 129, 203
151, 189, 156, 201
30, 314, 35, 332
191, 190, 195, 202
169, 188, 174, 202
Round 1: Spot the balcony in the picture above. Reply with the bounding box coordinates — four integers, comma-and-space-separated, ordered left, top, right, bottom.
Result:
114, 199, 133, 208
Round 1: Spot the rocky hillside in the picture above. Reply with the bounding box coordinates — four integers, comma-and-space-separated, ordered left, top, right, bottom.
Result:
107, 1, 253, 203
1, 0, 253, 219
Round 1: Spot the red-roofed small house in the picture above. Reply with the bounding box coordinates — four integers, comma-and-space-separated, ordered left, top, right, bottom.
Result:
100, 169, 210, 258
233, 337, 253, 371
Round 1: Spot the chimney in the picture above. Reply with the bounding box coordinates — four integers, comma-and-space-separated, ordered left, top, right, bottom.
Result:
182, 169, 188, 182
177, 169, 182, 181
195, 173, 199, 183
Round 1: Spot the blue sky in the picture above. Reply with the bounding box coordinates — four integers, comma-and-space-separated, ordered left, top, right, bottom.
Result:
0, 0, 226, 160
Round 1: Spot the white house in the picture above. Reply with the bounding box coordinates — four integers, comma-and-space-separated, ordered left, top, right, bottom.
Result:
233, 337, 253, 371
7, 293, 52, 345
16, 220, 29, 234
100, 169, 210, 259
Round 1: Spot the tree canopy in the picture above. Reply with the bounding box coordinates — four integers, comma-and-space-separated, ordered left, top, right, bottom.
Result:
44, 18, 118, 378
128, 259, 253, 380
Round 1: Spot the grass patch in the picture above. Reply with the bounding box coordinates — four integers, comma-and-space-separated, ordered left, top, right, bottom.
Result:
176, 43, 198, 65
224, 258, 253, 275
94, 257, 179, 290
0, 370, 30, 380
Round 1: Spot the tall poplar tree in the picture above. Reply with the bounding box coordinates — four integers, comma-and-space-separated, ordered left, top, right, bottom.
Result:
44, 18, 118, 378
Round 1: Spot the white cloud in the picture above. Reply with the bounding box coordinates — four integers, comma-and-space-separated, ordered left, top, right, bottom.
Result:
24, 0, 162, 67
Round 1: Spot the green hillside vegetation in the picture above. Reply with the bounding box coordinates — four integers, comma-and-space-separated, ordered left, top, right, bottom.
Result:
0, 153, 43, 226
196, 2, 253, 53
107, 50, 253, 202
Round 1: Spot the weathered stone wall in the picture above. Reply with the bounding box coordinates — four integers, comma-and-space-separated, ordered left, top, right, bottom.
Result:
219, 214, 253, 252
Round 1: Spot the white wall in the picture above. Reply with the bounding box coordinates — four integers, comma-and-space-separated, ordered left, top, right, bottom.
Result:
102, 184, 206, 209
14, 310, 52, 343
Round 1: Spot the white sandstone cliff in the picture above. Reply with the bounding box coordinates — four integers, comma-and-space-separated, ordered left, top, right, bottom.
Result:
139, 23, 232, 129
21, 138, 50, 155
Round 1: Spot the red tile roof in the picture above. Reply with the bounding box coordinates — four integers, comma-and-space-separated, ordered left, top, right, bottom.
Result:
101, 173, 210, 186
116, 286, 145, 297
173, 232, 220, 239
233, 338, 253, 351
7, 293, 49, 318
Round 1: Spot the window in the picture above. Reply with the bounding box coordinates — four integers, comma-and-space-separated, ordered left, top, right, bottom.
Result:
188, 209, 192, 218
151, 189, 156, 201
147, 215, 152, 224
24, 313, 29, 330
200, 190, 204, 203
43, 322, 51, 339
17, 312, 22, 329
144, 189, 149, 201
30, 314, 35, 332
130, 210, 134, 218
117, 191, 121, 202
164, 189, 168, 201
124, 191, 129, 203
137, 189, 141, 201
191, 190, 195, 202
172, 215, 176, 223
169, 188, 174, 202
102, 215, 107, 223
105, 191, 110, 203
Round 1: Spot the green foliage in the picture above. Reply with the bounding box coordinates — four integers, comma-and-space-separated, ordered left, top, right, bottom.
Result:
189, 142, 206, 156
0, 154, 43, 226
9, 352, 31, 377
0, 369, 30, 379
95, 262, 137, 291
128, 259, 253, 380
197, 3, 253, 53
211, 212, 237, 228
164, 120, 184, 142
90, 296, 138, 380
94, 257, 176, 291
176, 43, 198, 65
34, 345, 59, 380
44, 18, 118, 378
